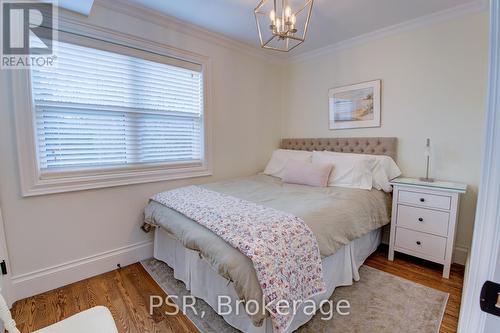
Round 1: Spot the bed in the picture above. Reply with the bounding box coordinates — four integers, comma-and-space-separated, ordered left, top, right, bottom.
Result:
144, 137, 398, 333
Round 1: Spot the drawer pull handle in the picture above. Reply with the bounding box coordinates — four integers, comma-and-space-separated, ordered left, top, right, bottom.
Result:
420, 198, 425, 202
418, 218, 424, 222
416, 241, 422, 245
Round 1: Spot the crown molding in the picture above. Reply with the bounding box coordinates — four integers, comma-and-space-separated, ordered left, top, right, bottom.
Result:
58, 0, 487, 66
92, 0, 284, 64
287, 0, 489, 64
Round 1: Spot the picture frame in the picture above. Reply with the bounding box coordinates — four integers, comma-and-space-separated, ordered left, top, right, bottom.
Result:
328, 80, 381, 130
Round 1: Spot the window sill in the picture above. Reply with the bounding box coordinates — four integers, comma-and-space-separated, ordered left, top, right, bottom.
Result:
20, 164, 213, 197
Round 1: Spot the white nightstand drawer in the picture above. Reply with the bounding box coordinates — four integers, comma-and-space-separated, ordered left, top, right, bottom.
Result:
396, 205, 450, 236
398, 190, 451, 210
395, 227, 447, 260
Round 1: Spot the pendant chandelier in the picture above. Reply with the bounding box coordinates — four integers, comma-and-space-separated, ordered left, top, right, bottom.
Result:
254, 0, 314, 52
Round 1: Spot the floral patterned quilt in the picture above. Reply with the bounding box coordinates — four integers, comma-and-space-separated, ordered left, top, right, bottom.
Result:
151, 185, 326, 333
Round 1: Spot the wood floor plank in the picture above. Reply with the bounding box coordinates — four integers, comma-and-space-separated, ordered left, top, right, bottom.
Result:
10, 264, 198, 333
11, 244, 464, 333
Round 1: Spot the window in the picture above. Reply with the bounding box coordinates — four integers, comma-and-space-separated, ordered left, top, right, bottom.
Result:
14, 31, 211, 196
32, 40, 204, 173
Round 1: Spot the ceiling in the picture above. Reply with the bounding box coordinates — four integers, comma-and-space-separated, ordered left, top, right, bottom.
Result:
54, 0, 95, 16
126, 0, 480, 55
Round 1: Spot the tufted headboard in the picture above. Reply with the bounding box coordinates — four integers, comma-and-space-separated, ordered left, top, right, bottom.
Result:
280, 137, 398, 161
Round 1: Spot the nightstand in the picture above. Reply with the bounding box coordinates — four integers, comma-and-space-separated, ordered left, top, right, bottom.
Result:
388, 177, 467, 278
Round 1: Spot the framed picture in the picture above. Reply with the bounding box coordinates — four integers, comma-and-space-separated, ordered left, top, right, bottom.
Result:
328, 80, 381, 130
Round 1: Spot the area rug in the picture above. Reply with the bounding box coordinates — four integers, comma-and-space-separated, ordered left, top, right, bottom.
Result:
142, 258, 448, 333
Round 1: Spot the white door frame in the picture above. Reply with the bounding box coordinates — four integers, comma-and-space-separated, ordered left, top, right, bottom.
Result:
0, 207, 14, 307
458, 0, 500, 331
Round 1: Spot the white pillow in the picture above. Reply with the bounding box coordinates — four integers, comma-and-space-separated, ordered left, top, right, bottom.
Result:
313, 151, 401, 192
312, 151, 373, 190
263, 149, 312, 179
371, 155, 402, 192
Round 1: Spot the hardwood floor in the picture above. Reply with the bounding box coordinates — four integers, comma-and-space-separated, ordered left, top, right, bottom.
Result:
11, 245, 464, 333
10, 263, 199, 333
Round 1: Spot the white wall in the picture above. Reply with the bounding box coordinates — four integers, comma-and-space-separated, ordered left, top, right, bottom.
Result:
281, 11, 489, 257
0, 3, 282, 300
0, 3, 489, 302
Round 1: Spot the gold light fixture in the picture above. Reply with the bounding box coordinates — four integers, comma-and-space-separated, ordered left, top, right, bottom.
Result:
254, 0, 314, 52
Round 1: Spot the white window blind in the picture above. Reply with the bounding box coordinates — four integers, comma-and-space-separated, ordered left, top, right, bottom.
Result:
31, 39, 204, 174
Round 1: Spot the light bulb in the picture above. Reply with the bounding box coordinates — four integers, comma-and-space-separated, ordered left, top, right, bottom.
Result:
285, 6, 291, 19
289, 14, 296, 32
424, 138, 431, 156
276, 18, 281, 32
269, 9, 275, 22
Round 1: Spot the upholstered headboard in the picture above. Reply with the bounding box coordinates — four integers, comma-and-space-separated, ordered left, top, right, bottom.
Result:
280, 137, 398, 161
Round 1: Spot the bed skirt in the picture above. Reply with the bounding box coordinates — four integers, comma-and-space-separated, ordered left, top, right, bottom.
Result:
153, 227, 381, 333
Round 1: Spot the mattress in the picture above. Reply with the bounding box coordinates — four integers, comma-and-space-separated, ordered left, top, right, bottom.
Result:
153, 227, 382, 333
145, 174, 391, 326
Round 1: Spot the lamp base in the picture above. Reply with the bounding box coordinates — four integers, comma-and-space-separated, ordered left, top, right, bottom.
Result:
419, 177, 435, 183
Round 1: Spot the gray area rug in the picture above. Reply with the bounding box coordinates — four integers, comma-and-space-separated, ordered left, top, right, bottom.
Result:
142, 258, 448, 333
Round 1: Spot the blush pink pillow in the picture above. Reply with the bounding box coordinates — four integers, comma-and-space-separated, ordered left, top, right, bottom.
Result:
282, 160, 333, 187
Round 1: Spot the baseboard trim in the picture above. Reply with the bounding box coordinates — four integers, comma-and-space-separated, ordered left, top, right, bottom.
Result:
8, 238, 467, 303
452, 246, 468, 265
10, 240, 153, 302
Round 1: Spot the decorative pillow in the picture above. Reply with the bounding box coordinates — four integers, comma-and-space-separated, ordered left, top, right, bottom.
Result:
282, 160, 333, 187
263, 149, 312, 179
311, 151, 374, 190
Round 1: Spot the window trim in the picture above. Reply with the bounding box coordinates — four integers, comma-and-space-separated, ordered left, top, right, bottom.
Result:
12, 20, 213, 197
